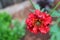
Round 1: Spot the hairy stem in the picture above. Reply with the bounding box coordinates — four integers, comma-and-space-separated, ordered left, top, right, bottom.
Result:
29, 0, 36, 9
50, 2, 60, 14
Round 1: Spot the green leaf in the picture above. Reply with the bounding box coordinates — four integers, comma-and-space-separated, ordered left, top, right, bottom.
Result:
41, 8, 45, 12
50, 35, 56, 40
50, 20, 60, 40
50, 32, 60, 40
56, 32, 60, 40
51, 10, 60, 17
50, 23, 59, 35
20, 19, 25, 28
0, 11, 26, 40
12, 19, 26, 39
56, 18, 60, 23
57, 9, 60, 13
33, 3, 40, 10
0, 11, 11, 27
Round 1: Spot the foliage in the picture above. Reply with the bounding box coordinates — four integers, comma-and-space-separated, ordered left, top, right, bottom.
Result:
12, 19, 26, 39
0, 12, 11, 30
0, 12, 25, 40
50, 18, 60, 40
49, 2, 60, 40
50, 10, 60, 17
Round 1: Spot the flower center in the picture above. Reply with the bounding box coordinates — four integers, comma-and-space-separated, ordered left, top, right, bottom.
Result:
36, 21, 41, 26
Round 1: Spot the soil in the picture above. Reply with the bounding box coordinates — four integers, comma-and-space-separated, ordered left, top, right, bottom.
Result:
22, 30, 50, 40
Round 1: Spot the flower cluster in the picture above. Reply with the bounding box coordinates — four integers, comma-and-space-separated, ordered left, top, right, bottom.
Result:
26, 10, 52, 34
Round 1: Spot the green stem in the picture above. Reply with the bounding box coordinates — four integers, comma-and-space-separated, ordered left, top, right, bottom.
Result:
50, 2, 60, 14
29, 0, 35, 9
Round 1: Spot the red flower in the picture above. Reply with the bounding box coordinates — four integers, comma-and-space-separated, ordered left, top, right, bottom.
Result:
26, 10, 52, 34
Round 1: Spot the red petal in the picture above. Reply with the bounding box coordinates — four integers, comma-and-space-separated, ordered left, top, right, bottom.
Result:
28, 13, 36, 18
32, 26, 38, 34
34, 10, 42, 17
35, 10, 41, 14
39, 26, 50, 34
43, 16, 52, 25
